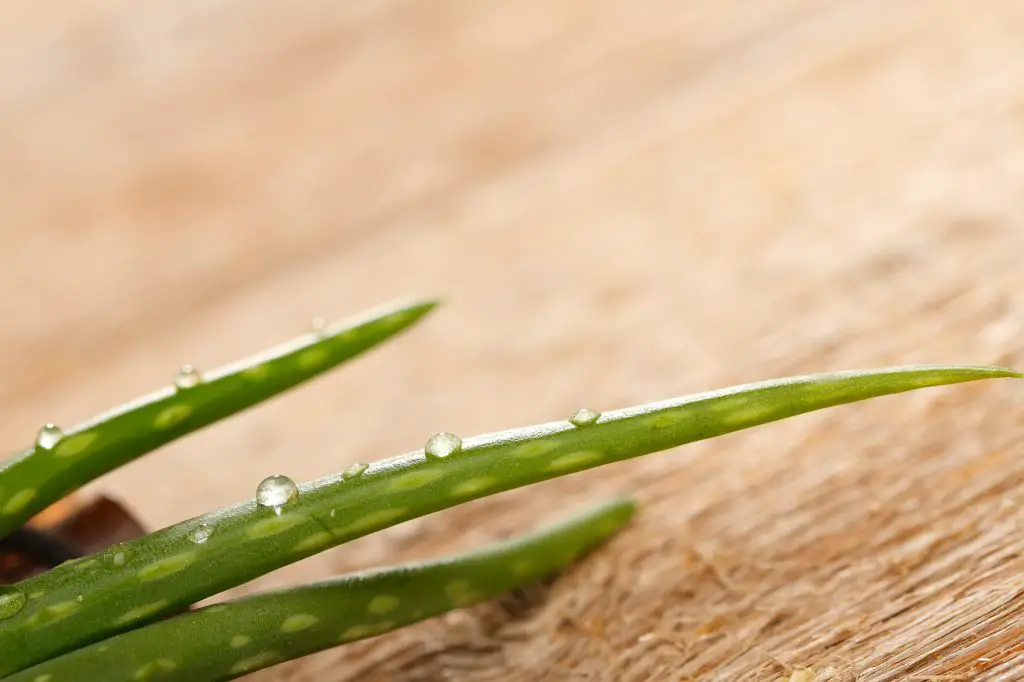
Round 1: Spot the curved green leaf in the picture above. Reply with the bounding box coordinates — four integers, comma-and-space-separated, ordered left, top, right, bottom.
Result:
4, 499, 635, 682
1, 364, 1017, 675
0, 298, 439, 539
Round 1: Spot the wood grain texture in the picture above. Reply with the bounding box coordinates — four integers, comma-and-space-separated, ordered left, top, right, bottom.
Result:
3, 1, 1024, 679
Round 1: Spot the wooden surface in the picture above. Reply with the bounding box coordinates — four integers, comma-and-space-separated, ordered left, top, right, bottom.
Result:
3, 1, 1024, 679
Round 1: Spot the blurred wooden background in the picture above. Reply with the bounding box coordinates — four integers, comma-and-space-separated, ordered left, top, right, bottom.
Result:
3, 1, 1024, 679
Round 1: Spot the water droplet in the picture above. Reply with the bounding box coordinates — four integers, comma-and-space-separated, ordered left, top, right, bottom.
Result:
174, 365, 202, 390
0, 586, 25, 619
35, 423, 64, 450
310, 317, 328, 336
256, 475, 299, 514
189, 523, 213, 544
425, 432, 462, 459
103, 543, 134, 567
569, 408, 601, 427
342, 462, 368, 480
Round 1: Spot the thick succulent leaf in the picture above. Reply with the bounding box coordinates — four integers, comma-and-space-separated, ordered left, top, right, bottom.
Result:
3, 499, 635, 682
0, 298, 439, 539
0, 365, 1017, 676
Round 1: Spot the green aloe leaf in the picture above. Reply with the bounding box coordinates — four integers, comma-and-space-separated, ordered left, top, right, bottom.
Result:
4, 498, 635, 682
0, 298, 439, 539
0, 365, 1017, 675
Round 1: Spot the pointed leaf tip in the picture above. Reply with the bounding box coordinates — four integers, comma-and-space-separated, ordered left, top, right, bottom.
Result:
3, 498, 635, 682
0, 296, 444, 540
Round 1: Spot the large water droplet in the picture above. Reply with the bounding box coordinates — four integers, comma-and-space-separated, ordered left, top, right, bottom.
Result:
103, 543, 134, 567
342, 462, 368, 480
0, 586, 26, 620
256, 475, 299, 514
425, 432, 462, 459
35, 423, 64, 451
174, 365, 203, 390
569, 408, 601, 427
189, 523, 213, 544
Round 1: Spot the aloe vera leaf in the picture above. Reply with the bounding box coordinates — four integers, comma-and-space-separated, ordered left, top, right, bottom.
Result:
1, 365, 1017, 676
4, 499, 635, 682
0, 298, 439, 539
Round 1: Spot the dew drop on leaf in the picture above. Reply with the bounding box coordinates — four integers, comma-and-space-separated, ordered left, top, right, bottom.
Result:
0, 586, 26, 620
569, 408, 601, 427
425, 432, 462, 459
310, 317, 328, 337
256, 475, 299, 514
189, 523, 213, 544
35, 423, 64, 450
102, 543, 134, 567
342, 462, 368, 480
174, 365, 203, 390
